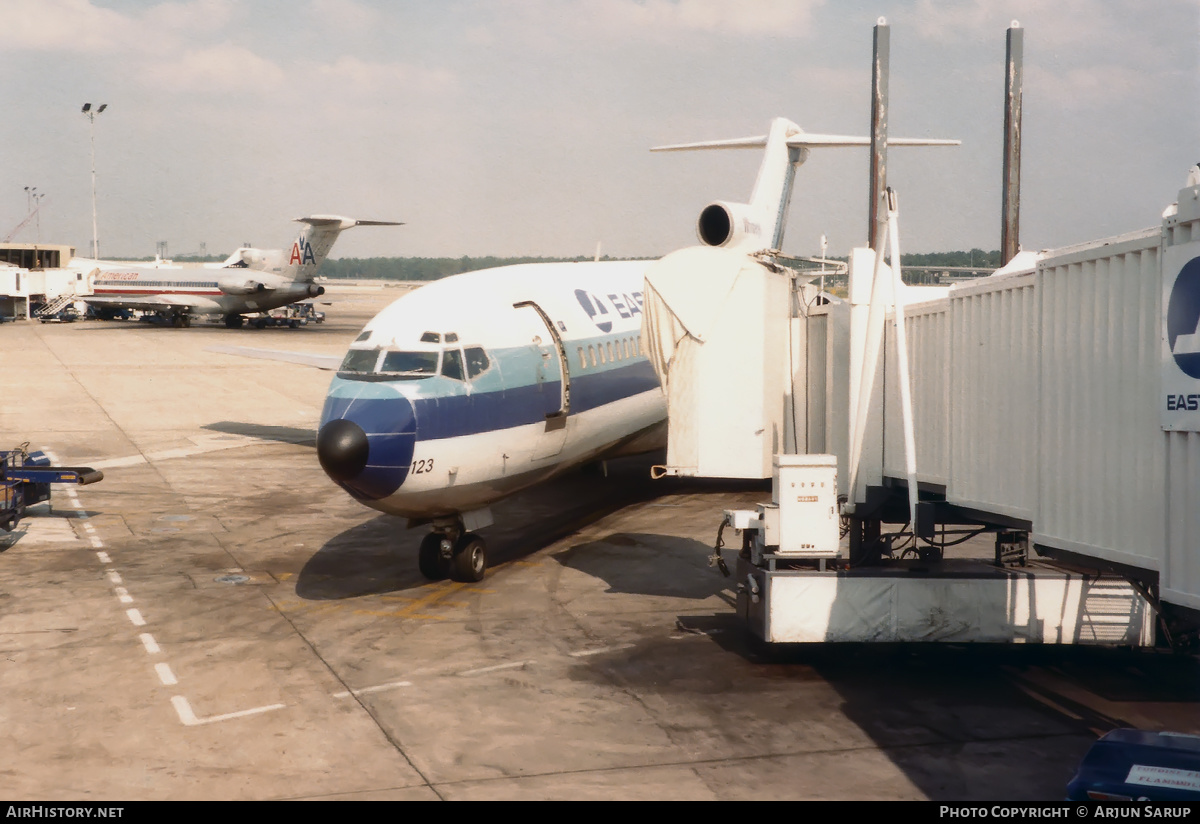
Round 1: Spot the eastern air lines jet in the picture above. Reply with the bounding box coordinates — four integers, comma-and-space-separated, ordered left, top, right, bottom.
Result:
219, 117, 956, 583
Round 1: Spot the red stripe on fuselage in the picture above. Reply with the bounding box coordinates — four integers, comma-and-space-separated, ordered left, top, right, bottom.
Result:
92, 289, 223, 296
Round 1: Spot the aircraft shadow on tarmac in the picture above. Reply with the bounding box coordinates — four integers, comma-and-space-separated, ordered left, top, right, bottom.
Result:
203, 421, 316, 447
293, 454, 684, 600
552, 534, 736, 603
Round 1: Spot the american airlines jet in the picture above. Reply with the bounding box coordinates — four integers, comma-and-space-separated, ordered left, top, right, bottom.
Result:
78, 216, 400, 327
221, 118, 956, 582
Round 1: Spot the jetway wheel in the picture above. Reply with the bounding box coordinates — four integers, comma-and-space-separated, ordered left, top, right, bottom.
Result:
418, 533, 450, 581
450, 533, 487, 582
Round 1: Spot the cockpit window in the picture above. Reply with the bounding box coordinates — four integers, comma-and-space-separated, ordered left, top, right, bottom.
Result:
442, 348, 465, 380
465, 346, 490, 378
420, 332, 441, 343
379, 351, 439, 376
354, 331, 371, 343
445, 332, 459, 343
339, 348, 380, 374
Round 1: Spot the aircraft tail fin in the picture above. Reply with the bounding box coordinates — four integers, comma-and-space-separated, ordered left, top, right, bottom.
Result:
279, 216, 404, 281
652, 117, 958, 251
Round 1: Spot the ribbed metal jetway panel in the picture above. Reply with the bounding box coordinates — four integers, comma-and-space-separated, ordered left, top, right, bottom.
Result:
1165, 430, 1200, 610
1159, 205, 1200, 611
1033, 231, 1166, 572
946, 272, 1038, 520
883, 299, 950, 487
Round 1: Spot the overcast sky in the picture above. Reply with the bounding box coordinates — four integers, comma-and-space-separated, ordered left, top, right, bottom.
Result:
2, 0, 1197, 261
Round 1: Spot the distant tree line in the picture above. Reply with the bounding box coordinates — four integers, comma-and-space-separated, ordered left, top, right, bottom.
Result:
316, 255, 633, 281
121, 250, 1003, 281
901, 249, 1001, 269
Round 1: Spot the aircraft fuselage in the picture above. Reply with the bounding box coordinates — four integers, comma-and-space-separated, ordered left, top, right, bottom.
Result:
88, 268, 320, 316
316, 261, 667, 519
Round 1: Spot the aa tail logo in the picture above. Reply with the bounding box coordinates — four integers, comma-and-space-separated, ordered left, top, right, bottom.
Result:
289, 237, 317, 266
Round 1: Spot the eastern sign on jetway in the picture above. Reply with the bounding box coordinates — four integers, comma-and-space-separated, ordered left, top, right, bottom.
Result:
1163, 243, 1200, 430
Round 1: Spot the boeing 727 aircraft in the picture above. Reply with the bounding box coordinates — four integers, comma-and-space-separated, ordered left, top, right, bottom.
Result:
79, 216, 400, 327
221, 118, 956, 582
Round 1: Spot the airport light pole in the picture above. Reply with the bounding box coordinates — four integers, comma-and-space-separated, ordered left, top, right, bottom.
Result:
22, 187, 44, 266
81, 103, 107, 259
33, 192, 44, 243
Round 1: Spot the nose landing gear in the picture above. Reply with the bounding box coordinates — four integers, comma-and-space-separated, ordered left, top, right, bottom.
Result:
418, 519, 488, 583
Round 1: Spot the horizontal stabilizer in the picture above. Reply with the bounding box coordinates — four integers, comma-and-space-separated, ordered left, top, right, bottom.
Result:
207, 345, 343, 371
652, 134, 960, 152
294, 215, 404, 229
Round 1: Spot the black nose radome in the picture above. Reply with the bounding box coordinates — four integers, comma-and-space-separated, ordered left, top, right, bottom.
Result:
317, 419, 369, 481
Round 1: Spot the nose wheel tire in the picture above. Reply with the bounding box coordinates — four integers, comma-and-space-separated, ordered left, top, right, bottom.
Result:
418, 533, 450, 581
450, 533, 487, 582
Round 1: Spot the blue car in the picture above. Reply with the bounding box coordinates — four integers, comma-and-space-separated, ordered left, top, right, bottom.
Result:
1067, 728, 1200, 801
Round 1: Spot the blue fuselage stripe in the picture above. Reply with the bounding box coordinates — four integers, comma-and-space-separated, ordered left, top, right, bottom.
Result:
410, 357, 658, 441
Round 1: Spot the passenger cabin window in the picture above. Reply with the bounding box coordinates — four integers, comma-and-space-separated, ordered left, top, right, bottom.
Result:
607, 342, 615, 362
339, 348, 380, 374
577, 347, 586, 369
442, 348, 465, 380
589, 345, 597, 367
598, 344, 606, 365
465, 346, 490, 378
420, 332, 441, 343
623, 339, 631, 359
379, 351, 439, 376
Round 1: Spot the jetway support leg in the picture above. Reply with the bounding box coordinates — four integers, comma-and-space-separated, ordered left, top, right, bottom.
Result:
847, 517, 884, 567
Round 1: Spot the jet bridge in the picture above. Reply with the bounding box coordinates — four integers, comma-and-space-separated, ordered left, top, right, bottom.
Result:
641, 19, 1199, 649
642, 176, 1200, 649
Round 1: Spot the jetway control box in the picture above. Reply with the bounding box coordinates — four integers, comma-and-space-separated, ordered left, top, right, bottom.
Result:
770, 454, 840, 558
729, 454, 840, 560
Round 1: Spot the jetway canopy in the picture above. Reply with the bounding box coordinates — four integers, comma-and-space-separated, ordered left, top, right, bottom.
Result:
642, 246, 792, 479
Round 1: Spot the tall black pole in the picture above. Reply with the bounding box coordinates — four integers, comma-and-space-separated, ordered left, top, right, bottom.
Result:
1001, 22, 1023, 265
868, 18, 889, 252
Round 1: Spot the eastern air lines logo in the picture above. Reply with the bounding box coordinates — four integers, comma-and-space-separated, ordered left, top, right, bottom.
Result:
289, 237, 317, 266
574, 288, 644, 334
575, 289, 612, 333
1168, 256, 1200, 379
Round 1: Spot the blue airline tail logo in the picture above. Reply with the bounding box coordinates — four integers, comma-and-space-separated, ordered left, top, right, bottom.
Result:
289, 237, 317, 266
1168, 256, 1200, 379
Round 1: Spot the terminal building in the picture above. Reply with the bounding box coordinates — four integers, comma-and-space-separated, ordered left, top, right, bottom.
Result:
0, 242, 91, 320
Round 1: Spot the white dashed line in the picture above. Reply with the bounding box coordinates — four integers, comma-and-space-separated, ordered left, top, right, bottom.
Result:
70, 499, 83, 509
568, 644, 635, 658
89, 536, 103, 548
114, 587, 133, 604
155, 663, 177, 686
170, 696, 286, 727
126, 608, 145, 627
332, 680, 412, 698
456, 661, 531, 677
83, 523, 96, 533
96, 551, 110, 563
106, 571, 122, 584
139, 634, 160, 655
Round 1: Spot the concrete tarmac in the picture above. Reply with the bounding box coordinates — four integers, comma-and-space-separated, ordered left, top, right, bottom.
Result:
1, 282, 1197, 801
